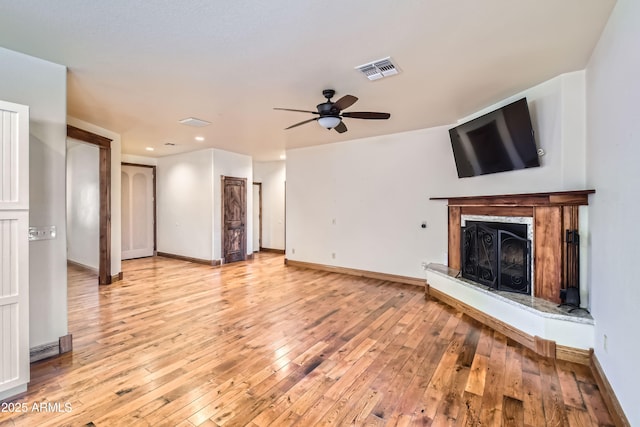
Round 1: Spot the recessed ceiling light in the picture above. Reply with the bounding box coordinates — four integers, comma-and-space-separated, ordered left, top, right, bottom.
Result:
279, 154, 286, 160
195, 136, 205, 142
145, 147, 154, 151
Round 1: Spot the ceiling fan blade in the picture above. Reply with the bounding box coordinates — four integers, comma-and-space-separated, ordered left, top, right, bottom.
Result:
341, 111, 390, 120
285, 117, 318, 129
333, 121, 348, 133
275, 108, 319, 114
333, 95, 358, 111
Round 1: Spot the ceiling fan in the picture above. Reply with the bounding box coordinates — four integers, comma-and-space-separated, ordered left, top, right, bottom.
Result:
275, 89, 390, 133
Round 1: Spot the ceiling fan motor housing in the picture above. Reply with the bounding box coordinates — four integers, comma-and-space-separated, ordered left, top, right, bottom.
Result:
317, 101, 339, 117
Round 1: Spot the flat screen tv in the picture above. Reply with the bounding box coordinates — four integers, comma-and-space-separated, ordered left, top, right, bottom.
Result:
449, 97, 540, 178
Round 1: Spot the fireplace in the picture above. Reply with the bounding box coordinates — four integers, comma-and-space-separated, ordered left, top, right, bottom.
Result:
461, 219, 531, 294
430, 190, 595, 304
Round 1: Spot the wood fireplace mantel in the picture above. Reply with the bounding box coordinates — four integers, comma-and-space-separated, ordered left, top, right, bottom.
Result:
430, 190, 595, 303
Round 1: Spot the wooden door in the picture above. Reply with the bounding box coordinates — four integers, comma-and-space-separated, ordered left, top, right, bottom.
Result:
0, 100, 30, 400
121, 164, 155, 260
222, 176, 246, 263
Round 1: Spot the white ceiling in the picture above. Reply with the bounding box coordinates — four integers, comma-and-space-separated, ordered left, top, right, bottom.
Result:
0, 1, 615, 161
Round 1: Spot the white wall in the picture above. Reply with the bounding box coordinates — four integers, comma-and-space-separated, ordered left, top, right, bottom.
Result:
0, 47, 68, 347
121, 153, 157, 166
586, 0, 639, 423
66, 140, 99, 270
157, 149, 214, 260
457, 72, 587, 192
156, 148, 253, 261
67, 116, 123, 278
286, 71, 587, 280
253, 161, 286, 251
213, 149, 253, 258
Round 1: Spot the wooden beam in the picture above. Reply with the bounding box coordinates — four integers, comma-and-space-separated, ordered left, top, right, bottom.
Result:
430, 189, 595, 207
67, 125, 112, 148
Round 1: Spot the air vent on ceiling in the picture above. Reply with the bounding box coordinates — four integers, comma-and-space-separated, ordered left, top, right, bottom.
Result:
178, 117, 211, 127
355, 57, 400, 81
164, 142, 176, 146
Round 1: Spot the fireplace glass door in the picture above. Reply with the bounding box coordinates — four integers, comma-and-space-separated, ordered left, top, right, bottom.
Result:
461, 221, 531, 294
498, 230, 531, 294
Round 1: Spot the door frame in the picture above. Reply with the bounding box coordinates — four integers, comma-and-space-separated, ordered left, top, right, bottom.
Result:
121, 162, 157, 255
253, 182, 262, 252
67, 125, 113, 285
221, 175, 247, 263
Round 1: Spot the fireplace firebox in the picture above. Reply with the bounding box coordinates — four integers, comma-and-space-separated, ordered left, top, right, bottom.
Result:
461, 221, 531, 294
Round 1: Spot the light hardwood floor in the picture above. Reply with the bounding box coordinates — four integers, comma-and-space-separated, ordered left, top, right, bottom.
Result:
1, 253, 613, 426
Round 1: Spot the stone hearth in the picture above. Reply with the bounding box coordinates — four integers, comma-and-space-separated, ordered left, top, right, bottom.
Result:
427, 190, 596, 352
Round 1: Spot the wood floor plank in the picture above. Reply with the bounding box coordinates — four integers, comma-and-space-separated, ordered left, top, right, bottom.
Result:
454, 391, 483, 427
504, 345, 524, 401
479, 332, 508, 426
522, 371, 546, 427
465, 354, 488, 397
578, 381, 615, 426
503, 395, 525, 427
0, 254, 615, 426
556, 365, 586, 410
538, 358, 570, 427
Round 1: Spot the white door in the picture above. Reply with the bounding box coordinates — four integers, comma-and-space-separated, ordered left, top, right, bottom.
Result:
121, 165, 154, 260
253, 183, 260, 252
0, 100, 30, 400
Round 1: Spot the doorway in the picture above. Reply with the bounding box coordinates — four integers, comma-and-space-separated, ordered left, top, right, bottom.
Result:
253, 182, 262, 252
66, 139, 100, 271
66, 125, 113, 285
121, 163, 156, 260
221, 175, 247, 263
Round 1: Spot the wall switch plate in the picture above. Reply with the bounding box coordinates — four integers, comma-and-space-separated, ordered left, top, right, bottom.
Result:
28, 226, 56, 241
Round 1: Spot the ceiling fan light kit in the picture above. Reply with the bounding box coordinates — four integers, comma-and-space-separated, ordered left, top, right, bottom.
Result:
317, 116, 341, 129
275, 89, 390, 134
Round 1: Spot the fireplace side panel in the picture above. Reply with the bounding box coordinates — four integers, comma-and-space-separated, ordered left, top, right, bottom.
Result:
534, 206, 563, 303
448, 206, 461, 270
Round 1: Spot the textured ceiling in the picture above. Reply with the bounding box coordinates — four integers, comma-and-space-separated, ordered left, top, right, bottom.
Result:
0, 1, 615, 160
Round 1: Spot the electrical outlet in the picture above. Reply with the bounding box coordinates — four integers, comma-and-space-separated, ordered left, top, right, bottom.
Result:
421, 262, 428, 270
28, 226, 57, 241
331, 252, 336, 259
603, 334, 608, 352
291, 248, 295, 254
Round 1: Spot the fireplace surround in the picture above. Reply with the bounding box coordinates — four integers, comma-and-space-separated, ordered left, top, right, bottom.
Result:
431, 189, 594, 304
